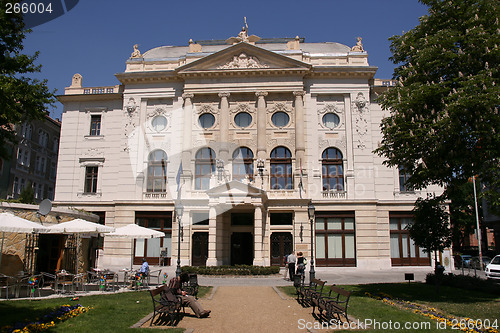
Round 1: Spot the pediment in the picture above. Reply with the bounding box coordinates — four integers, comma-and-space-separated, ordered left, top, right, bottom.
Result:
207, 180, 267, 198
177, 42, 311, 74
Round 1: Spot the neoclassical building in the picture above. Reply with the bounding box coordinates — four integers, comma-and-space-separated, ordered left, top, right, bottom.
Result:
55, 30, 449, 271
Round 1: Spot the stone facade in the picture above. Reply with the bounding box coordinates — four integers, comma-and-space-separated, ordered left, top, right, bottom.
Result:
55, 33, 452, 271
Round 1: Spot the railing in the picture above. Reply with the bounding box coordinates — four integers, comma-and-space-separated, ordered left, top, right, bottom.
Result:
144, 192, 168, 199
321, 191, 347, 199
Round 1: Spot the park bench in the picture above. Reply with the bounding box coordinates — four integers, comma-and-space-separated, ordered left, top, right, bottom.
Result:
149, 285, 184, 326
313, 285, 351, 324
182, 274, 199, 299
294, 276, 326, 306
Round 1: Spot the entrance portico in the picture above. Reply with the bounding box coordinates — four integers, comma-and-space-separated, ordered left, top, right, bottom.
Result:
205, 181, 267, 266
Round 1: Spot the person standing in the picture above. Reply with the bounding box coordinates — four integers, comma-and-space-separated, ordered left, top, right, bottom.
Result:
296, 252, 307, 276
287, 251, 297, 280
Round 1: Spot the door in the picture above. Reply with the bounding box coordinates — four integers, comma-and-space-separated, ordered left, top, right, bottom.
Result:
37, 234, 65, 274
270, 232, 293, 266
231, 232, 254, 265
192, 232, 208, 266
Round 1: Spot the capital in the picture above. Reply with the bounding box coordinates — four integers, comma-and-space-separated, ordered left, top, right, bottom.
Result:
293, 90, 306, 97
218, 92, 230, 98
255, 91, 268, 98
182, 93, 194, 100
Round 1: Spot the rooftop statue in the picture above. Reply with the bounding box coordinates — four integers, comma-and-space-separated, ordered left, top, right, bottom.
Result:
226, 17, 261, 44
351, 37, 364, 52
131, 44, 142, 58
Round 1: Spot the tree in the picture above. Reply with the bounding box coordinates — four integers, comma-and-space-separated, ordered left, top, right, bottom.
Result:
0, 0, 55, 159
18, 181, 35, 204
407, 197, 452, 272
374, 0, 500, 211
447, 179, 482, 251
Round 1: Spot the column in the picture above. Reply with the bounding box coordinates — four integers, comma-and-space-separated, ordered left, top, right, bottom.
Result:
253, 204, 265, 266
218, 92, 230, 162
182, 93, 194, 171
206, 204, 218, 266
344, 94, 355, 199
256, 91, 268, 160
294, 91, 306, 163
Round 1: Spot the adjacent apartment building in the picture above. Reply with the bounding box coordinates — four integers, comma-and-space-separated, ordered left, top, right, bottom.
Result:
0, 113, 61, 202
55, 30, 450, 271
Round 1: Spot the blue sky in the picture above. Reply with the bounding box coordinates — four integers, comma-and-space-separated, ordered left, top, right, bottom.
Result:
22, 0, 429, 119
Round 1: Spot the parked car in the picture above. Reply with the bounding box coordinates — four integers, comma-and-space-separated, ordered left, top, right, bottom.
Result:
455, 254, 472, 268
470, 256, 491, 270
485, 255, 500, 280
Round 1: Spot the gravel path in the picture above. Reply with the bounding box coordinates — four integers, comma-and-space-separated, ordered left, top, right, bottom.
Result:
145, 286, 318, 332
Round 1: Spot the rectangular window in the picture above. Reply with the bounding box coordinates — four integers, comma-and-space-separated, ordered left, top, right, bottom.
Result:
192, 212, 209, 225
231, 212, 254, 226
85, 166, 98, 193
389, 212, 430, 266
90, 115, 101, 136
134, 212, 173, 265
398, 166, 412, 192
315, 212, 356, 267
270, 213, 293, 225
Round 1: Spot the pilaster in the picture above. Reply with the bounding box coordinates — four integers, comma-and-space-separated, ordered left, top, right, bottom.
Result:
256, 91, 268, 160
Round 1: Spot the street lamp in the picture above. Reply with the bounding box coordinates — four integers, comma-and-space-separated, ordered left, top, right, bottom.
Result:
175, 201, 184, 277
308, 202, 316, 283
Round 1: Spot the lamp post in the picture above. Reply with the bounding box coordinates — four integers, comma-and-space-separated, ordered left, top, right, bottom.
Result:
175, 201, 184, 277
308, 202, 316, 283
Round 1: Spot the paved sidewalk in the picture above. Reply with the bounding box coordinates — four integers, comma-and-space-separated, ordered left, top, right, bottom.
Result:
144, 286, 319, 332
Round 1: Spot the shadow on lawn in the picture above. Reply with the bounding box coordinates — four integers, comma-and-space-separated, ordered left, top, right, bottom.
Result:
348, 282, 499, 305
0, 302, 66, 329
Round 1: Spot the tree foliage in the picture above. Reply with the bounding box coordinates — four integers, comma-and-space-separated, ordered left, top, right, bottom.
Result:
407, 197, 452, 256
447, 179, 481, 250
0, 0, 55, 159
18, 181, 35, 204
375, 0, 500, 210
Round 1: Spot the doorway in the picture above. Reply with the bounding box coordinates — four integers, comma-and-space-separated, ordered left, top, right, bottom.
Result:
231, 232, 254, 265
36, 234, 65, 274
192, 232, 208, 266
270, 232, 293, 266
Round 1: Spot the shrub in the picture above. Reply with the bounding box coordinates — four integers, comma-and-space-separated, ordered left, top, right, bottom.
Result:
425, 273, 500, 295
181, 265, 280, 275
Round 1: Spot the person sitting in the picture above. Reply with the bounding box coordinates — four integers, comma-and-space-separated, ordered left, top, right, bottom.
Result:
129, 258, 149, 288
139, 258, 149, 276
168, 273, 211, 318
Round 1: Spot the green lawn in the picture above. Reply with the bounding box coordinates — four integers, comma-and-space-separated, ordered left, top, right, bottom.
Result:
0, 287, 212, 333
279, 283, 500, 333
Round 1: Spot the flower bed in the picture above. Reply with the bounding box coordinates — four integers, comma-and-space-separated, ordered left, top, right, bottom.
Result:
366, 292, 498, 333
1, 304, 91, 333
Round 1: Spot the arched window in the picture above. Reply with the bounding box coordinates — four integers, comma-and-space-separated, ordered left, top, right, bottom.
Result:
195, 148, 215, 190
322, 148, 344, 191
147, 150, 167, 192
270, 146, 293, 190
232, 147, 254, 182
21, 123, 32, 139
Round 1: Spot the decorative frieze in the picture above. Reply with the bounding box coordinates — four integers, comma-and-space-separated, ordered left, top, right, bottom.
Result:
218, 53, 269, 69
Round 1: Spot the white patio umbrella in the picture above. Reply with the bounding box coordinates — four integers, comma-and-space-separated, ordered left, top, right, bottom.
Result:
41, 219, 115, 273
0, 213, 48, 268
43, 219, 115, 234
105, 224, 165, 269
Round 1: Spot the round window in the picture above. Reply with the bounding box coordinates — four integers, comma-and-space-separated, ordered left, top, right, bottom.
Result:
198, 113, 215, 129
322, 113, 340, 129
152, 116, 168, 132
234, 112, 252, 128
271, 112, 290, 127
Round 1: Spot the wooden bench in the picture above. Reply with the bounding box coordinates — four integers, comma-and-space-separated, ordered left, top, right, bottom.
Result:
149, 285, 184, 326
294, 276, 327, 306
313, 285, 351, 323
